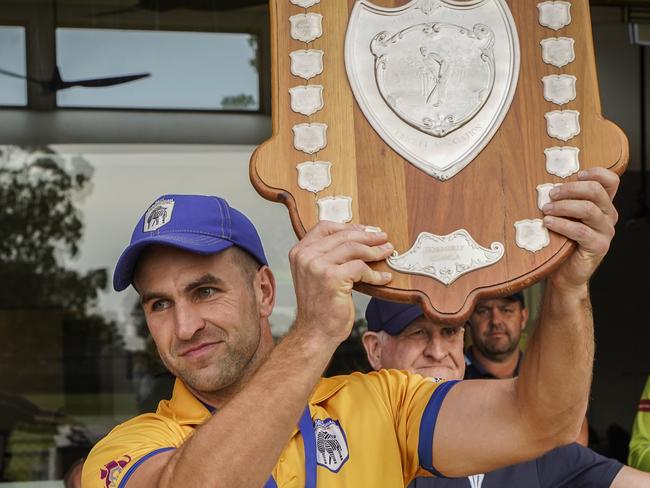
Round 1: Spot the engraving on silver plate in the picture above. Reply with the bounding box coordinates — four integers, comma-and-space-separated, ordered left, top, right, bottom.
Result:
537, 1, 572, 31
293, 123, 328, 154
371, 23, 496, 138
536, 183, 562, 211
317, 196, 353, 223
542, 74, 577, 105
540, 37, 575, 68
290, 0, 320, 7
386, 229, 505, 286
296, 161, 332, 193
346, 0, 520, 181
290, 49, 324, 80
290, 85, 324, 116
290, 13, 323, 43
544, 146, 580, 178
514, 219, 550, 253
545, 110, 580, 141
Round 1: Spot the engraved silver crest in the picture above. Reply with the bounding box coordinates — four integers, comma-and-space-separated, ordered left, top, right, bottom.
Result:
290, 13, 323, 43
386, 230, 505, 286
290, 50, 324, 80
536, 183, 562, 210
293, 123, 328, 154
297, 161, 332, 193
346, 0, 520, 181
537, 1, 572, 31
542, 74, 577, 105
544, 146, 580, 178
290, 85, 324, 116
545, 110, 581, 141
370, 23, 496, 138
317, 196, 353, 223
514, 219, 550, 252
540, 37, 575, 68
290, 0, 320, 7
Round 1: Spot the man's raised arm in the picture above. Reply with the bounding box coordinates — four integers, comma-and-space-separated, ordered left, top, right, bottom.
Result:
430, 167, 620, 477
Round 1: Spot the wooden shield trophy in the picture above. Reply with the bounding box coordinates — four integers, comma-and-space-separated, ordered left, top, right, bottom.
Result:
250, 0, 628, 323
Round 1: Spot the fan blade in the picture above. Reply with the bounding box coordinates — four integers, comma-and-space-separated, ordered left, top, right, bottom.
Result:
0, 67, 47, 87
59, 73, 151, 89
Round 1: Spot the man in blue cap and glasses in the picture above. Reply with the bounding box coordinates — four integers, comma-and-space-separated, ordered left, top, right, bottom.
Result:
84, 168, 620, 487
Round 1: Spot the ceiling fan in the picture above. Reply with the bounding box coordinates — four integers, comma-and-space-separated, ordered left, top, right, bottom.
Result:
0, 66, 150, 93
94, 0, 267, 17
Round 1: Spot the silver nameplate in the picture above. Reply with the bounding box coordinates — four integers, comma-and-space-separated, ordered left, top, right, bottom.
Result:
545, 110, 581, 141
290, 85, 324, 116
540, 37, 575, 68
536, 183, 562, 211
387, 230, 505, 286
544, 146, 580, 178
297, 161, 332, 193
514, 219, 550, 253
290, 50, 324, 80
293, 123, 328, 154
291, 0, 320, 7
537, 1, 572, 31
317, 196, 353, 223
542, 74, 577, 105
290, 13, 323, 43
346, 0, 520, 181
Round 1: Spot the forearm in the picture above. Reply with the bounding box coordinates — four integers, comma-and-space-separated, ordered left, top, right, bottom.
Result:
159, 329, 337, 488
516, 279, 593, 443
611, 466, 650, 487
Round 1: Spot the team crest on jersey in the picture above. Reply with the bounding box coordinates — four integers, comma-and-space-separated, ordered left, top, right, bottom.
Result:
143, 198, 174, 232
314, 418, 349, 472
100, 454, 132, 488
468, 473, 485, 488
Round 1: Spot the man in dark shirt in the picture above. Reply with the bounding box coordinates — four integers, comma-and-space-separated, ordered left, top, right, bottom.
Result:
464, 292, 526, 380
362, 297, 650, 487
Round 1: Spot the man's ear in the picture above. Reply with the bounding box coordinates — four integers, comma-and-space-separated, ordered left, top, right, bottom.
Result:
255, 266, 276, 319
362, 332, 383, 371
520, 307, 529, 330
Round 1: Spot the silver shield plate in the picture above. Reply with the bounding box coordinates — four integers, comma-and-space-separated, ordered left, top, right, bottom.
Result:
345, 0, 520, 181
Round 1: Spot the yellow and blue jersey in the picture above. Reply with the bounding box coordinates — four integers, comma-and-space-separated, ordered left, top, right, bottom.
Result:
82, 369, 457, 487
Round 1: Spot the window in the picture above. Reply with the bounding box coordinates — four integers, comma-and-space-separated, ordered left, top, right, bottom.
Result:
55, 29, 260, 111
0, 26, 27, 107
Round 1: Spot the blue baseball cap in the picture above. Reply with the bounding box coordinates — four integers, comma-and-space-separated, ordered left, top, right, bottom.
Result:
504, 291, 525, 306
365, 298, 424, 336
113, 194, 268, 291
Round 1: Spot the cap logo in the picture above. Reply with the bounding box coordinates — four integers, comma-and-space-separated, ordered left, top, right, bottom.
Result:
143, 199, 175, 232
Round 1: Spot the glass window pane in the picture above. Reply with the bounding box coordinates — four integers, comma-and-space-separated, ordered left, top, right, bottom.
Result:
0, 26, 27, 107
56, 29, 260, 111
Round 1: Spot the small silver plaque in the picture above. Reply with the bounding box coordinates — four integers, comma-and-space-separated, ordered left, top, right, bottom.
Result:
386, 230, 505, 286
290, 85, 324, 116
542, 74, 577, 105
293, 123, 328, 154
544, 146, 580, 178
536, 183, 562, 210
290, 13, 323, 43
297, 161, 332, 193
290, 0, 320, 7
515, 219, 550, 253
540, 37, 576, 68
317, 196, 353, 223
537, 1, 572, 31
545, 110, 581, 141
290, 49, 324, 80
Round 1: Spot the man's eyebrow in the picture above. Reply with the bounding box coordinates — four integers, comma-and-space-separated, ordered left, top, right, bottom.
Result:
183, 273, 224, 293
139, 274, 224, 305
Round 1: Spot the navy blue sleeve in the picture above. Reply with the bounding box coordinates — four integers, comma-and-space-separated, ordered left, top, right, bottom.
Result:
536, 443, 623, 488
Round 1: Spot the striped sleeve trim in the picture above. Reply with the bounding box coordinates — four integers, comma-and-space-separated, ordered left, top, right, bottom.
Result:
418, 380, 460, 477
